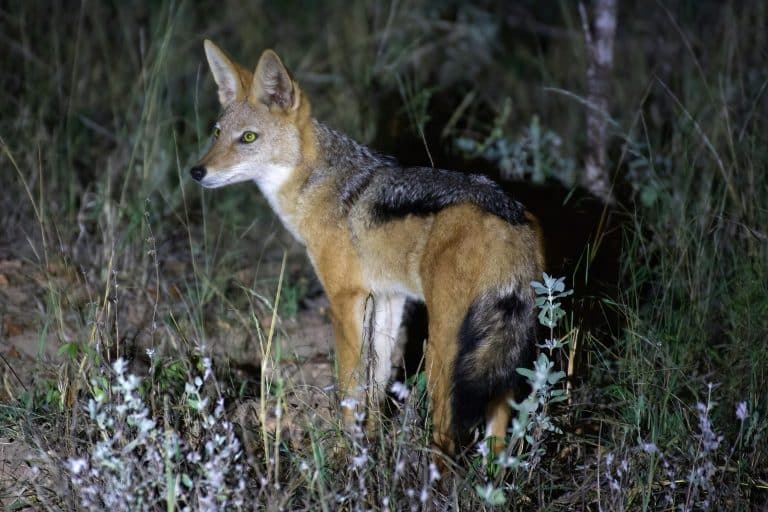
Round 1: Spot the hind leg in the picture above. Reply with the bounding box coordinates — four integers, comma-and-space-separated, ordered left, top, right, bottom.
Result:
424, 336, 457, 456
418, 204, 540, 459
424, 303, 467, 458
485, 391, 513, 455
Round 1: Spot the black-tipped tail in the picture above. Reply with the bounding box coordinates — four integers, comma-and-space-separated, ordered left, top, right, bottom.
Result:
452, 286, 536, 439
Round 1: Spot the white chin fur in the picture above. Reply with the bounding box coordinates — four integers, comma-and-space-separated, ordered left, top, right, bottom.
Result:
200, 163, 302, 241
199, 168, 255, 188
200, 163, 292, 192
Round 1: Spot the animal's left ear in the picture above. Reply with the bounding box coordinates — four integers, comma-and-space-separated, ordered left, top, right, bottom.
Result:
251, 50, 300, 111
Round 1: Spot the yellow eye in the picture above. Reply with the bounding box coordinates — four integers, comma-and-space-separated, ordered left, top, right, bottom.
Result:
241, 131, 258, 143
213, 127, 221, 138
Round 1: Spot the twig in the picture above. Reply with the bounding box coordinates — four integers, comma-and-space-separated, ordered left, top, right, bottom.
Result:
0, 352, 28, 392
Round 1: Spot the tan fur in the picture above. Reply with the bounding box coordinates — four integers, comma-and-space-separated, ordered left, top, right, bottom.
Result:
192, 41, 545, 459
485, 392, 514, 453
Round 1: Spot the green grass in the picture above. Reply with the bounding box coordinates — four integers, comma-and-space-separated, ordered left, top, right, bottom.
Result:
1, 1, 767, 510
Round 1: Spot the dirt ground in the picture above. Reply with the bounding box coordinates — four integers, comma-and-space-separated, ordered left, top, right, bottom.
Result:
0, 255, 344, 503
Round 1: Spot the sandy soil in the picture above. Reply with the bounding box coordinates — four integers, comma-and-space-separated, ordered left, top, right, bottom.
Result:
0, 255, 342, 503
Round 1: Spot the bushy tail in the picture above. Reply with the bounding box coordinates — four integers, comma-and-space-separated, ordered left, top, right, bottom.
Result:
452, 284, 536, 439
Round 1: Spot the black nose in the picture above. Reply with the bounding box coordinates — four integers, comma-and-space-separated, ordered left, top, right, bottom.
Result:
190, 166, 206, 181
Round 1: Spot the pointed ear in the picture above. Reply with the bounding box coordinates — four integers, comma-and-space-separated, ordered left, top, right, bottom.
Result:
251, 49, 300, 111
203, 39, 250, 107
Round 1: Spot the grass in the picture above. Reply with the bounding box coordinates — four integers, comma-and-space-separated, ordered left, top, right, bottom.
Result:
1, 0, 767, 510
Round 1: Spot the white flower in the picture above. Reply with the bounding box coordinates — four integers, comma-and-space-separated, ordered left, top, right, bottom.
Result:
120, 374, 140, 392
352, 448, 368, 468
496, 452, 522, 468
138, 418, 156, 434
214, 398, 225, 418
476, 483, 495, 500
112, 358, 127, 375
476, 440, 490, 458
428, 462, 441, 482
389, 381, 410, 401
736, 401, 748, 421
68, 458, 88, 475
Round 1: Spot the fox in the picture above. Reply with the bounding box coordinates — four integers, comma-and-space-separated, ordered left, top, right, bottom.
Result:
190, 40, 545, 459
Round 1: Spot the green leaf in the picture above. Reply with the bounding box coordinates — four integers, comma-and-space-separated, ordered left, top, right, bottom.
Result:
475, 484, 507, 506
516, 368, 535, 379
58, 342, 80, 359
416, 371, 428, 393
640, 185, 658, 207
538, 309, 555, 327
547, 370, 566, 384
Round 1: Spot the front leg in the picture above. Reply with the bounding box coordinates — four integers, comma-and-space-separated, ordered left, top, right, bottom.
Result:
327, 289, 369, 427
367, 293, 406, 422
328, 291, 406, 430
308, 234, 373, 430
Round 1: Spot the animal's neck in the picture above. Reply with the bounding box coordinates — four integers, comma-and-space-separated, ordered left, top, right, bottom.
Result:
263, 120, 396, 243
312, 120, 392, 171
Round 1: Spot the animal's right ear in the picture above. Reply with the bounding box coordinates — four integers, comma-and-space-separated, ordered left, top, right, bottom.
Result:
203, 39, 248, 107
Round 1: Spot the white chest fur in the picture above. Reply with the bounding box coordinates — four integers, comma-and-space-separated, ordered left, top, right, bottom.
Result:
254, 164, 304, 242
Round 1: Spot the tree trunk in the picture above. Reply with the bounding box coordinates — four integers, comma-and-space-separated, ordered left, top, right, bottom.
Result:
580, 0, 617, 203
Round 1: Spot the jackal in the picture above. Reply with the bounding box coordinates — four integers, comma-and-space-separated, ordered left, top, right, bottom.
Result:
190, 40, 544, 458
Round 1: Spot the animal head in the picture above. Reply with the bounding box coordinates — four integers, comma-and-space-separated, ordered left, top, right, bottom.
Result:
190, 40, 311, 189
